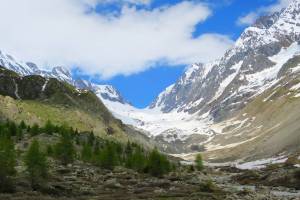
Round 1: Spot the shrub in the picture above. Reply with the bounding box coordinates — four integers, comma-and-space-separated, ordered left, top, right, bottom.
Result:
24, 139, 48, 190
195, 153, 204, 171
199, 179, 218, 193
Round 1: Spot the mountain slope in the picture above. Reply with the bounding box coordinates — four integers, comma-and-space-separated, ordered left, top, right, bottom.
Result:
151, 0, 300, 122
0, 66, 155, 149
99, 0, 300, 160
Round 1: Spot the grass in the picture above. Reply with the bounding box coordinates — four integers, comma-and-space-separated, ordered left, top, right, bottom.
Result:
0, 95, 128, 143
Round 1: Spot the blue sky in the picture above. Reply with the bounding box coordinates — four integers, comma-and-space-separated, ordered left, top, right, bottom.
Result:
0, 0, 290, 108
78, 0, 281, 108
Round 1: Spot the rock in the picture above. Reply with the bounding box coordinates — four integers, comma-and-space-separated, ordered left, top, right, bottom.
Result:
104, 178, 123, 189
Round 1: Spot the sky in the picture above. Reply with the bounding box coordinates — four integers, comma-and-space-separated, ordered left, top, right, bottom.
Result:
0, 0, 293, 108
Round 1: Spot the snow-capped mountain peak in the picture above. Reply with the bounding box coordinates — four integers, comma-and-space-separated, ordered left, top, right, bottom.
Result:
93, 84, 127, 104
0, 49, 128, 108
51, 66, 73, 84
0, 51, 37, 76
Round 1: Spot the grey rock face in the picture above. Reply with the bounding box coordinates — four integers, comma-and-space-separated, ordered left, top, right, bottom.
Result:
150, 0, 300, 122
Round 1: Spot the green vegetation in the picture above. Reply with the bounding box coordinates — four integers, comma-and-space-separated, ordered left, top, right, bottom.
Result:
0, 136, 16, 193
0, 119, 174, 194
195, 153, 204, 171
24, 139, 48, 190
53, 131, 76, 165
145, 148, 171, 177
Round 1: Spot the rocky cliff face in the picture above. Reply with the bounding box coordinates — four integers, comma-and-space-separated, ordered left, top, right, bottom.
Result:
150, 0, 300, 122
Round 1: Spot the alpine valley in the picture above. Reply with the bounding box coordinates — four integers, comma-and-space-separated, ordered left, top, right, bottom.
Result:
2, 0, 300, 169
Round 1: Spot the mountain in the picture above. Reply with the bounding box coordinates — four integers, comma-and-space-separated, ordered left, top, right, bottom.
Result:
98, 0, 300, 162
151, 0, 300, 122
1, 0, 300, 164
0, 49, 127, 107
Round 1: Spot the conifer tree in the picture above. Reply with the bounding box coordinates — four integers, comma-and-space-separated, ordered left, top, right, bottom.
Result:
30, 123, 40, 136
0, 136, 16, 192
146, 148, 171, 177
8, 121, 17, 136
44, 120, 55, 135
98, 143, 118, 169
88, 131, 95, 146
126, 147, 146, 172
54, 133, 76, 165
81, 143, 93, 162
19, 120, 27, 130
46, 145, 53, 156
24, 139, 48, 190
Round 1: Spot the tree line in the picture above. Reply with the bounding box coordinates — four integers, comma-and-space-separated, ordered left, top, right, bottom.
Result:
0, 119, 189, 192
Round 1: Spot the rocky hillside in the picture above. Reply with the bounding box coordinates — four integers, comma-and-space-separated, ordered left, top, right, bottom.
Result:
0, 66, 154, 147
1, 125, 300, 200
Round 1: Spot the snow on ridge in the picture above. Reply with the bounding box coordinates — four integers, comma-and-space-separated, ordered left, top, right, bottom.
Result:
212, 61, 243, 101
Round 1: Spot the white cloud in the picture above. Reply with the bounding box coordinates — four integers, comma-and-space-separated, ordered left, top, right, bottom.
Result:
237, 0, 293, 26
237, 12, 258, 26
81, 0, 151, 8
0, 0, 233, 79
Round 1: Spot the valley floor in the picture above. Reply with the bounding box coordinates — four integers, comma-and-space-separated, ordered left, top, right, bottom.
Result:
1, 159, 300, 200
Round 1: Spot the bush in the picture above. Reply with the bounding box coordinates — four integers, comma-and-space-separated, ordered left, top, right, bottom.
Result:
195, 153, 204, 171
199, 179, 218, 193
0, 136, 16, 192
145, 148, 171, 177
24, 139, 48, 190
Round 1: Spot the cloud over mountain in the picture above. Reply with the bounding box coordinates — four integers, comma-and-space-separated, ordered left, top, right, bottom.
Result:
0, 0, 233, 78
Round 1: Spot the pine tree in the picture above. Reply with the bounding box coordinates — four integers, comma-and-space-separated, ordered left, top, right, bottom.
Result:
19, 120, 27, 130
54, 133, 76, 165
0, 136, 16, 192
30, 123, 40, 136
146, 148, 171, 177
24, 139, 48, 190
46, 145, 53, 156
8, 121, 17, 136
44, 120, 55, 135
195, 153, 204, 171
98, 143, 118, 169
126, 147, 146, 172
81, 143, 93, 162
88, 131, 95, 146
